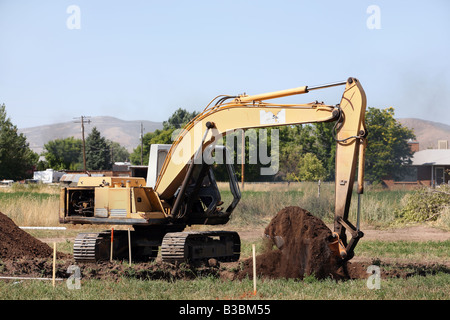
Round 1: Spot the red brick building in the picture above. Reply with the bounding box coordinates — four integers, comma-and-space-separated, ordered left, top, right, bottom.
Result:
383, 140, 450, 189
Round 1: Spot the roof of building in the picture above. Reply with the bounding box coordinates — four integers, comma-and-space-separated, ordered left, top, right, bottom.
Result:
411, 149, 450, 166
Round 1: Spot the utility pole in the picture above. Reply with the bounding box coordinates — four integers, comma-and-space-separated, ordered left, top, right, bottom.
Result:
241, 129, 245, 190
110, 145, 114, 167
140, 122, 145, 165
74, 116, 91, 172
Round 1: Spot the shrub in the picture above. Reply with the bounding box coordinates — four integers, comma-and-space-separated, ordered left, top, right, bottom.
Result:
395, 185, 450, 222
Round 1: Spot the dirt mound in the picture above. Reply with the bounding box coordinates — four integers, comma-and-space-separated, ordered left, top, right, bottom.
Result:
238, 206, 341, 280
0, 211, 63, 260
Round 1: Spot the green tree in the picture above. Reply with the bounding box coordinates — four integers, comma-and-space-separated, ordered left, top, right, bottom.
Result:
365, 107, 415, 183
86, 127, 111, 170
277, 125, 317, 181
279, 144, 303, 182
163, 108, 199, 130
0, 104, 38, 180
131, 108, 198, 165
107, 140, 130, 163
43, 137, 83, 170
210, 127, 280, 182
278, 125, 317, 154
277, 107, 415, 184
313, 122, 336, 181
130, 128, 175, 165
297, 153, 327, 181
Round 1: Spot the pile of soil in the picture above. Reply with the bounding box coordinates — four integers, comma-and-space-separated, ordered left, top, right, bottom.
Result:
0, 211, 64, 260
238, 206, 342, 280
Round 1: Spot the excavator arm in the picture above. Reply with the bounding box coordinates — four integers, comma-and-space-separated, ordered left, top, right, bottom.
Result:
155, 77, 367, 260
333, 78, 367, 259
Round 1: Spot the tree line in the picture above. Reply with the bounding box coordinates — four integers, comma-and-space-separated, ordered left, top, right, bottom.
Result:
39, 127, 130, 171
0, 103, 415, 184
129, 107, 416, 184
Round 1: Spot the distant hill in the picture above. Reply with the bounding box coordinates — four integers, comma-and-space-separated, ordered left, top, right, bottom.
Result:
398, 118, 450, 150
18, 116, 450, 156
19, 116, 163, 154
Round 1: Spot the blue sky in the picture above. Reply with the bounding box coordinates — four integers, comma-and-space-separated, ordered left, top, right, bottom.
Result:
1, 0, 449, 129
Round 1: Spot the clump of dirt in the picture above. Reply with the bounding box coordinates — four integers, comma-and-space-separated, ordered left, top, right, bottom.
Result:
237, 206, 342, 280
0, 211, 65, 260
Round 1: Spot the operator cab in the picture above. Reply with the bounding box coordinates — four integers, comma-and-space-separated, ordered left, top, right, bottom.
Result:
147, 144, 241, 225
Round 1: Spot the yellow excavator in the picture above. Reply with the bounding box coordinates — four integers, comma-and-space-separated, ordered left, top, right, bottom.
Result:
59, 77, 367, 263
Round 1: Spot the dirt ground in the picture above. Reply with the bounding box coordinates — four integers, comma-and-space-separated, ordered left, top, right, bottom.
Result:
1, 209, 449, 283
237, 224, 450, 243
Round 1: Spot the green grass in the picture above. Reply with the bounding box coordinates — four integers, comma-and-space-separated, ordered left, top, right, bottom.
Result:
0, 181, 428, 228
0, 185, 60, 226
0, 191, 58, 201
1, 272, 449, 300
0, 238, 448, 300
355, 240, 450, 261
221, 184, 414, 228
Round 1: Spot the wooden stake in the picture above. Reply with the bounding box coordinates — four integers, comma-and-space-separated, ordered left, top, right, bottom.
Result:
110, 227, 114, 262
252, 243, 256, 295
52, 242, 56, 287
128, 228, 132, 266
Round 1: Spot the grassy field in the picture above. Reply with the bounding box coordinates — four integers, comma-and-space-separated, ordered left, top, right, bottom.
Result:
0, 184, 60, 227
0, 235, 449, 300
220, 182, 414, 228
1, 272, 449, 300
0, 182, 445, 229
0, 183, 449, 301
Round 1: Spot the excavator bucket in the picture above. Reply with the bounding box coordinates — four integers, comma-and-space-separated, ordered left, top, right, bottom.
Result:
328, 232, 348, 259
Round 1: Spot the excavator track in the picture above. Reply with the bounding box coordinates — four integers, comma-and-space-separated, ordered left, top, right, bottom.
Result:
161, 231, 240, 263
73, 230, 130, 262
73, 232, 110, 262
74, 230, 241, 264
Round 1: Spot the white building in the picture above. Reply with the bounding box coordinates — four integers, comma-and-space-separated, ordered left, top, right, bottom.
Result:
33, 169, 64, 184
